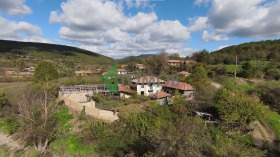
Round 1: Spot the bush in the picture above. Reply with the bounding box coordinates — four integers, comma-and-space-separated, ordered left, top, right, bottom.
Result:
214, 88, 268, 125
0, 90, 8, 108
0, 116, 19, 134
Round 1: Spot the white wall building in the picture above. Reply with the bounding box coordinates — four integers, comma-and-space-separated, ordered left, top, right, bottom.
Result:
131, 76, 165, 96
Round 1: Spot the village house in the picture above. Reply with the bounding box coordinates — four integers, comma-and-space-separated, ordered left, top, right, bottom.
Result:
23, 66, 35, 72
131, 76, 165, 96
117, 68, 128, 75
167, 60, 181, 66
120, 64, 127, 69
177, 71, 192, 77
149, 91, 171, 105
75, 69, 100, 76
163, 80, 194, 100
118, 84, 133, 99
135, 64, 146, 70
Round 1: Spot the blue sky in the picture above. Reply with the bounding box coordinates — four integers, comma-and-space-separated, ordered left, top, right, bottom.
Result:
0, 0, 279, 58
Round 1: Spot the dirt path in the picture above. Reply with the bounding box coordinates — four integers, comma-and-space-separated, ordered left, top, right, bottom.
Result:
0, 133, 22, 150
211, 82, 222, 89
251, 121, 276, 156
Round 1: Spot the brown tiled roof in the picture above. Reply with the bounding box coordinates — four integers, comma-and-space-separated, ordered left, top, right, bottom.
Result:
177, 71, 191, 76
164, 81, 194, 91
149, 91, 171, 99
117, 68, 127, 72
131, 76, 165, 84
118, 84, 133, 94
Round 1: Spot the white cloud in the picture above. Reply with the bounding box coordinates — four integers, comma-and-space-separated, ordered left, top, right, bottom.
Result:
216, 45, 230, 51
208, 0, 280, 38
0, 0, 31, 16
50, 0, 192, 58
0, 17, 50, 43
202, 30, 229, 41
188, 16, 208, 32
125, 0, 148, 8
0, 17, 41, 38
122, 12, 157, 33
165, 48, 197, 57
194, 0, 211, 6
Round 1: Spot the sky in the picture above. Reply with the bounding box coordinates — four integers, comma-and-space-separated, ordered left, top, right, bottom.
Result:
0, 0, 280, 59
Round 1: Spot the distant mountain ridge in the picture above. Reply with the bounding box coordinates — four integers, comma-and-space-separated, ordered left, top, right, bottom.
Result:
0, 40, 114, 65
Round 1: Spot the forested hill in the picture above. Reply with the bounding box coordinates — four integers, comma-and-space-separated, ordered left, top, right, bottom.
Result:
192, 39, 280, 64
0, 40, 114, 65
117, 54, 156, 64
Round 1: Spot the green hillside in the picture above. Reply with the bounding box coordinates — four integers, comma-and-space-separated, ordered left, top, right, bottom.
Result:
0, 40, 114, 65
192, 39, 280, 64
117, 54, 156, 64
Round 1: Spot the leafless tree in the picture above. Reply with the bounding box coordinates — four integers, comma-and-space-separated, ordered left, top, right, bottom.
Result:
17, 89, 59, 153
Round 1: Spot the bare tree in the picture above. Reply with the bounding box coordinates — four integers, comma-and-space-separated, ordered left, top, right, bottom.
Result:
17, 89, 59, 153
145, 51, 169, 75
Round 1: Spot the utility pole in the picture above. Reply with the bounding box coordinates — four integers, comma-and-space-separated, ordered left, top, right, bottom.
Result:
234, 55, 237, 78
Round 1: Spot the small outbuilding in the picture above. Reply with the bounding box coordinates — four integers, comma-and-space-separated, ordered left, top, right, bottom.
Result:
149, 91, 171, 105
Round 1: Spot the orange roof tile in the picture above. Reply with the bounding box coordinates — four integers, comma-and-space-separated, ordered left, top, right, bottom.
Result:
149, 91, 171, 99
164, 81, 194, 91
118, 84, 133, 94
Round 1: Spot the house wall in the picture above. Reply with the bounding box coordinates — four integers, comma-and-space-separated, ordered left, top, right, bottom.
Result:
183, 90, 194, 100
157, 97, 169, 105
135, 83, 163, 96
163, 87, 194, 100
118, 71, 127, 75
120, 92, 131, 99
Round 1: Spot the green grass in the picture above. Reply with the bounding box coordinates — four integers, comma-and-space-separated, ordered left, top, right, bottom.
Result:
50, 134, 96, 157
225, 64, 242, 73
55, 106, 74, 131
232, 134, 255, 146
0, 82, 30, 105
0, 116, 19, 134
263, 111, 280, 139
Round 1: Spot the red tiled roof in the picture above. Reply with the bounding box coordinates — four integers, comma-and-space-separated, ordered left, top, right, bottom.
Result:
117, 68, 127, 72
149, 91, 171, 99
118, 84, 133, 94
164, 81, 194, 91
131, 76, 165, 84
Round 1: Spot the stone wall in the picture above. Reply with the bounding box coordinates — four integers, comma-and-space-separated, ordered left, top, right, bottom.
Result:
59, 91, 119, 123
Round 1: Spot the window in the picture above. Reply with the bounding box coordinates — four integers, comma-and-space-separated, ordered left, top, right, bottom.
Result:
141, 91, 144, 95
141, 84, 144, 88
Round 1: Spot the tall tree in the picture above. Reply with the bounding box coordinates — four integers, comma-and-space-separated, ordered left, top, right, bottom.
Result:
187, 65, 210, 92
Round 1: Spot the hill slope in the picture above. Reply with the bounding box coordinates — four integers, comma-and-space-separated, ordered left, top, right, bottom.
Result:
117, 54, 156, 64
209, 39, 280, 64
0, 40, 114, 65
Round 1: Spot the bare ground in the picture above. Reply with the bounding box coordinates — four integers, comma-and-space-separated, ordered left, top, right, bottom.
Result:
251, 120, 277, 156
0, 133, 23, 151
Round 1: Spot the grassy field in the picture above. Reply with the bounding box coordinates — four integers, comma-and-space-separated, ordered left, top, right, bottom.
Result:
0, 82, 30, 105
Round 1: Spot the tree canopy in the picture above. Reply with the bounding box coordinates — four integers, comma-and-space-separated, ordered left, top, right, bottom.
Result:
33, 61, 58, 83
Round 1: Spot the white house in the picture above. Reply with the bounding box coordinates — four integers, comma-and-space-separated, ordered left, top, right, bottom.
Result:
117, 69, 128, 75
131, 76, 165, 96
